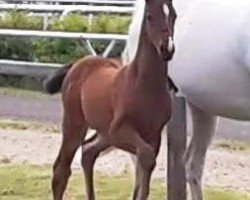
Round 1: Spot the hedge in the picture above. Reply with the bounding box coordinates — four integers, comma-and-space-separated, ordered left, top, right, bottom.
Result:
0, 11, 131, 64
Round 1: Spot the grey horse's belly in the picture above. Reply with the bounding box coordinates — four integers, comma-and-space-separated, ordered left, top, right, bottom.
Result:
170, 0, 250, 120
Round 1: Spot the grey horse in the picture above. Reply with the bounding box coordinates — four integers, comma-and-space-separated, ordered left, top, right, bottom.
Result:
122, 0, 250, 199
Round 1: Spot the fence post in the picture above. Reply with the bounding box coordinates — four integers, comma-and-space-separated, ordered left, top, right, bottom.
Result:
167, 94, 187, 200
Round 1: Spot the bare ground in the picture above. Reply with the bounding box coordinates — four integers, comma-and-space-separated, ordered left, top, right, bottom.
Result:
0, 128, 249, 193
1, 91, 250, 142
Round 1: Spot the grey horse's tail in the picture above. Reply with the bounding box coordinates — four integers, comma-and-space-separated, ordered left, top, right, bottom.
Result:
43, 62, 73, 94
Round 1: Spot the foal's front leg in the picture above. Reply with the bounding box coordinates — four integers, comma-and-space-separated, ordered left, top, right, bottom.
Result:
132, 135, 161, 200
81, 133, 110, 200
110, 123, 156, 200
133, 156, 156, 200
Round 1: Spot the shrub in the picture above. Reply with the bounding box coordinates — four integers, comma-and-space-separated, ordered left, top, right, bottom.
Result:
0, 11, 132, 90
0, 10, 43, 30
0, 11, 131, 63
49, 14, 88, 32
32, 39, 87, 63
90, 14, 130, 34
0, 38, 34, 61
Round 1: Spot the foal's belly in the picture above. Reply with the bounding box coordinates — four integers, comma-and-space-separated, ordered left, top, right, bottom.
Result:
81, 67, 117, 131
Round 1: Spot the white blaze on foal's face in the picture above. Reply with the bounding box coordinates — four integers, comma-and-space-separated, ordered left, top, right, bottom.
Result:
163, 4, 170, 16
163, 4, 174, 53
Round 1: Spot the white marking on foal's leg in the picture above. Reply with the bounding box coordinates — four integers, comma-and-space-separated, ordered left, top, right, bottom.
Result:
163, 4, 170, 16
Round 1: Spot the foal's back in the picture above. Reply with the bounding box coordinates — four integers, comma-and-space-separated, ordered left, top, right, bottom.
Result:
62, 56, 121, 132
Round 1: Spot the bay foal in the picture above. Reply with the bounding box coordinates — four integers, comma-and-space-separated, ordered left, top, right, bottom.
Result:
44, 0, 176, 199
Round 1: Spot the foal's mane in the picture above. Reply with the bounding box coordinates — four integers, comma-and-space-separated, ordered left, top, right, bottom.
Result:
122, 0, 145, 65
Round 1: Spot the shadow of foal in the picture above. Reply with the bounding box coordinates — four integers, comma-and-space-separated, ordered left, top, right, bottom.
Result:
44, 0, 177, 199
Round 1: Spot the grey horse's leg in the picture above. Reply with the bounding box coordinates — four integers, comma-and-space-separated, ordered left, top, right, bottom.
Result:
185, 102, 217, 200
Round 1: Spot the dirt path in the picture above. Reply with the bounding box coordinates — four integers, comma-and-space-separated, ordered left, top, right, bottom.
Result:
0, 128, 250, 193
1, 92, 250, 142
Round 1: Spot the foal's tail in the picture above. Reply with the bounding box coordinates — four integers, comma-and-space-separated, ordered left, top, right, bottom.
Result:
43, 62, 73, 94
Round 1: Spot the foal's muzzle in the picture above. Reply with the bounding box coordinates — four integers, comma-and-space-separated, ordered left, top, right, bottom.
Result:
160, 37, 175, 61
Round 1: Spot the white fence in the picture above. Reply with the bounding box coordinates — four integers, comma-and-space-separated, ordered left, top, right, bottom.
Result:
0, 0, 136, 5
0, 4, 135, 14
0, 0, 133, 77
0, 3, 134, 22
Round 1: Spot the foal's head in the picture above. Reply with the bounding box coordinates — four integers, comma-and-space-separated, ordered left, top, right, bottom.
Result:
144, 0, 177, 61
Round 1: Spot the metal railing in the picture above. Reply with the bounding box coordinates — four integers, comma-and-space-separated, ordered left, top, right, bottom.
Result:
0, 4, 134, 13
0, 0, 136, 5
0, 0, 134, 77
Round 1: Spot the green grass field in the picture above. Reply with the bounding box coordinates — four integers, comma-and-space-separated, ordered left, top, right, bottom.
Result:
0, 87, 60, 99
0, 119, 59, 134
0, 165, 249, 200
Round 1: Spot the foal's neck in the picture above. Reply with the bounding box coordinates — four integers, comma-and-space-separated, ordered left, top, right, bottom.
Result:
130, 20, 168, 91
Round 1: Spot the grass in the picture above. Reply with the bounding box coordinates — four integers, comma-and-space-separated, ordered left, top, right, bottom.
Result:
0, 87, 60, 99
214, 140, 250, 152
205, 188, 250, 200
0, 165, 249, 200
0, 119, 59, 133
0, 165, 163, 200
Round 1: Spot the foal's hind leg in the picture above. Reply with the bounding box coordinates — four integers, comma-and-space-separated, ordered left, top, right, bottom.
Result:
81, 134, 110, 200
52, 95, 88, 200
185, 102, 217, 200
52, 116, 87, 200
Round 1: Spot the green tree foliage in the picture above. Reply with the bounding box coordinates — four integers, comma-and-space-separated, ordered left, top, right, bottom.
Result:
0, 11, 131, 63
0, 10, 43, 30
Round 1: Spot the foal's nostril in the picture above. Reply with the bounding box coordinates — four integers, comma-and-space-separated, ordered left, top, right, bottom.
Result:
160, 44, 165, 52
162, 28, 170, 34
159, 38, 175, 61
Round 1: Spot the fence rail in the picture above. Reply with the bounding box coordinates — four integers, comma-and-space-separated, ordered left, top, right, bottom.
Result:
0, 4, 134, 14
0, 29, 128, 40
0, 29, 128, 67
0, 59, 62, 77
0, 0, 136, 5
0, 0, 131, 76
